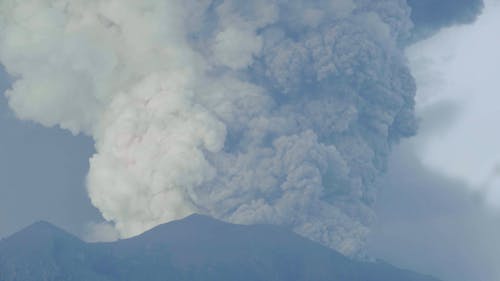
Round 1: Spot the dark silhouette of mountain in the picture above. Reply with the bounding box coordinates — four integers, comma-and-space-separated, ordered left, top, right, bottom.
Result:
0, 215, 441, 281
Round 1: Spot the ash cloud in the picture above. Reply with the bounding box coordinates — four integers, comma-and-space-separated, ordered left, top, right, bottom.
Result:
0, 0, 417, 255
407, 0, 484, 40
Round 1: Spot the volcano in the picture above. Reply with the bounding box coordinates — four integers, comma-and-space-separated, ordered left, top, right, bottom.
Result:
0, 214, 440, 281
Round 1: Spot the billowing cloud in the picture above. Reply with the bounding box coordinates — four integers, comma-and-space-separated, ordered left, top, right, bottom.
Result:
0, 0, 418, 256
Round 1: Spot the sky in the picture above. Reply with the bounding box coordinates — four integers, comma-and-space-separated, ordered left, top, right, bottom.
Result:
368, 144, 500, 281
0, 1, 499, 280
368, 1, 500, 281
0, 67, 100, 238
409, 0, 500, 205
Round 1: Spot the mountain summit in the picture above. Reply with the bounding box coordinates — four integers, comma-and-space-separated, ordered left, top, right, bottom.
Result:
0, 215, 440, 281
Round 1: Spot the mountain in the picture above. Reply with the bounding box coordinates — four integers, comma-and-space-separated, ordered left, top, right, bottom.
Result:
0, 215, 441, 281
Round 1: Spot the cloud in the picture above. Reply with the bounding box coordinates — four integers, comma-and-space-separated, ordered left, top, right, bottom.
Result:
0, 0, 418, 256
84, 221, 120, 243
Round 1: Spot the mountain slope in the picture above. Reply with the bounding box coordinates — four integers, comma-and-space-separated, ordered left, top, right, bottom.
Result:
0, 215, 441, 281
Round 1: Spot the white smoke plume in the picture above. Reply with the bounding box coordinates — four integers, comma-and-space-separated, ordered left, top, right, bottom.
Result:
0, 0, 417, 255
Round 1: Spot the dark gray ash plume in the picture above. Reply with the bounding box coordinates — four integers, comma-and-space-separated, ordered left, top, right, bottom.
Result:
0, 0, 421, 255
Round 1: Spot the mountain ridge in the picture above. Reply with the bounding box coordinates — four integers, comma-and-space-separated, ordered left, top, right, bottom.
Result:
0, 214, 441, 281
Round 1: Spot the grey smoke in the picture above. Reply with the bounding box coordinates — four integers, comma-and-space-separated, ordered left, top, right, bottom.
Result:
407, 0, 484, 40
369, 143, 500, 281
0, 0, 418, 255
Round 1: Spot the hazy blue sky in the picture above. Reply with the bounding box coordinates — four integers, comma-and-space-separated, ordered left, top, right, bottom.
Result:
369, 144, 500, 281
369, 2, 500, 280
0, 67, 100, 238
